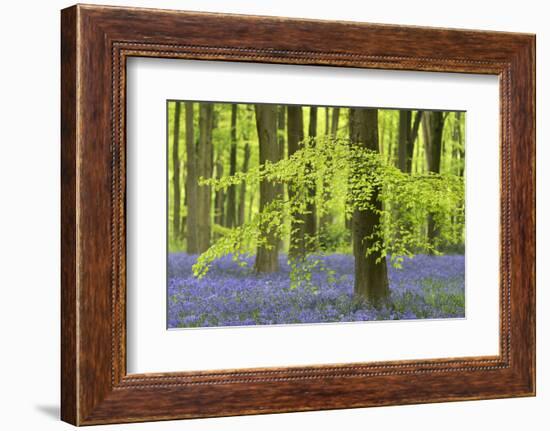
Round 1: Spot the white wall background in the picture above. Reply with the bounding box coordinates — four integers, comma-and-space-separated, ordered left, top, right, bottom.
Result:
0, 0, 546, 429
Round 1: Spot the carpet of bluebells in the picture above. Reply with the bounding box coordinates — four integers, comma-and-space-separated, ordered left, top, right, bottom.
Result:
168, 253, 465, 328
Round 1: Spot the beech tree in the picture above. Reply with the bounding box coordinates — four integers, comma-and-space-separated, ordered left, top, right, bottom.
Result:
287, 105, 307, 259
237, 142, 250, 226
305, 107, 318, 246
349, 108, 389, 301
225, 104, 238, 228
422, 111, 446, 248
185, 102, 200, 254
178, 103, 464, 309
319, 107, 336, 240
398, 110, 423, 173
213, 158, 225, 227
254, 104, 282, 272
196, 103, 214, 253
171, 102, 182, 241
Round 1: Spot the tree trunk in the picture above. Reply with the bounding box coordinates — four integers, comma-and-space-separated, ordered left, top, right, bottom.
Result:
185, 102, 200, 254
330, 107, 340, 137
304, 106, 318, 248
386, 128, 394, 165
398, 110, 423, 174
408, 111, 423, 173
225, 104, 238, 228
276, 106, 286, 250
398, 110, 411, 172
237, 142, 250, 226
254, 104, 282, 273
180, 195, 186, 240
277, 105, 286, 161
396, 110, 423, 241
454, 111, 465, 177
423, 111, 444, 174
213, 159, 225, 227
349, 108, 389, 302
196, 103, 214, 253
423, 111, 445, 248
319, 107, 336, 243
287, 105, 307, 259
172, 102, 182, 242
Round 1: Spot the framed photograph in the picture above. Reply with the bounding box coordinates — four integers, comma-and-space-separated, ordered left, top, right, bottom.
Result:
61, 4, 535, 425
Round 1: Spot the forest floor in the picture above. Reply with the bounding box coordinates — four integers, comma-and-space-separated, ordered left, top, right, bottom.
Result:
167, 253, 465, 328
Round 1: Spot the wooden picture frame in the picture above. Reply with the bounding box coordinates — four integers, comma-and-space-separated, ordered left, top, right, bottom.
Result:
61, 4, 535, 425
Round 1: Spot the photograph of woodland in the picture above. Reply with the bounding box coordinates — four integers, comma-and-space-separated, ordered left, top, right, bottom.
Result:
167, 101, 466, 328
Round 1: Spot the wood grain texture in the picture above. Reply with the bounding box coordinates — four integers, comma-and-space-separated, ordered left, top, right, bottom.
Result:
60, 5, 78, 425
60, 4, 536, 425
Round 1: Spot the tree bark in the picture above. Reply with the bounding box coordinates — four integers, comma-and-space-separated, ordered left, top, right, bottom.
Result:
276, 106, 286, 250
213, 158, 225, 227
185, 102, 200, 254
453, 111, 465, 177
319, 107, 336, 242
254, 104, 282, 273
423, 111, 445, 248
171, 102, 182, 242
349, 108, 389, 302
398, 110, 411, 172
196, 103, 214, 253
287, 105, 307, 259
277, 105, 286, 161
398, 110, 423, 174
237, 142, 250, 226
423, 111, 444, 174
408, 111, 423, 173
304, 106, 318, 247
225, 104, 238, 228
330, 107, 340, 137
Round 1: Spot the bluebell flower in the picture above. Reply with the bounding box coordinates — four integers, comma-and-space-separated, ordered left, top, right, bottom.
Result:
167, 253, 465, 328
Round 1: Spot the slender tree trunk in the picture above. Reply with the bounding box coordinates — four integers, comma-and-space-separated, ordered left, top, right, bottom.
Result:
386, 128, 394, 165
185, 102, 200, 254
247, 187, 254, 225
254, 104, 282, 273
180, 194, 186, 240
276, 106, 286, 250
407, 111, 423, 173
277, 106, 286, 161
349, 108, 389, 302
398, 110, 411, 172
423, 111, 445, 249
398, 110, 423, 174
304, 106, 318, 248
345, 108, 354, 231
319, 107, 335, 244
330, 107, 340, 137
378, 112, 386, 158
225, 104, 238, 228
287, 105, 307, 259
172, 102, 182, 242
454, 111, 465, 177
237, 142, 250, 226
396, 110, 423, 242
423, 111, 444, 174
214, 159, 225, 227
196, 103, 214, 253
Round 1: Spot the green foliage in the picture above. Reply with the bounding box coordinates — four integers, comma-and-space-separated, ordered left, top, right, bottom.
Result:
192, 135, 465, 280
422, 277, 466, 316
318, 223, 351, 253
193, 199, 287, 278
288, 255, 338, 293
